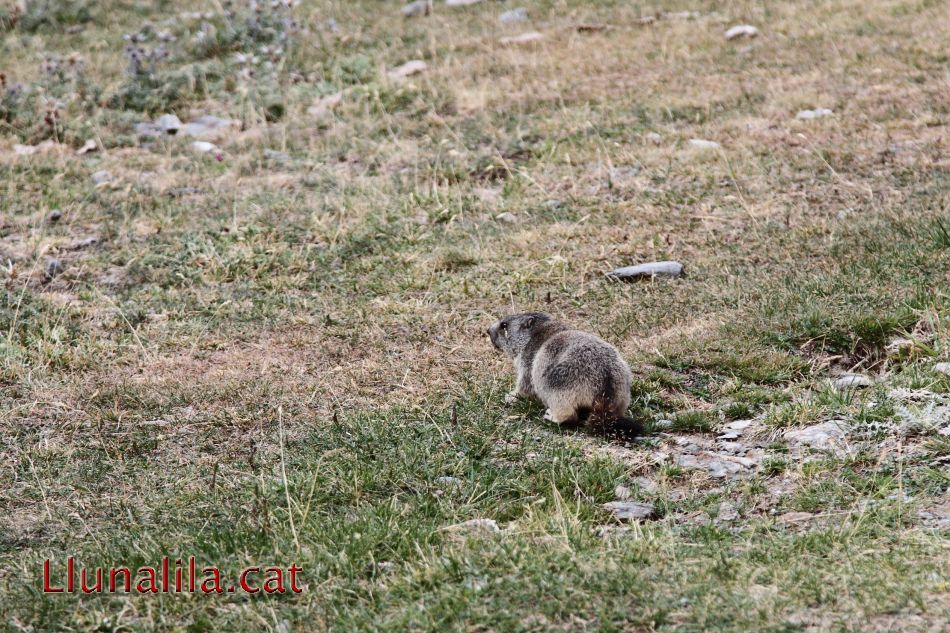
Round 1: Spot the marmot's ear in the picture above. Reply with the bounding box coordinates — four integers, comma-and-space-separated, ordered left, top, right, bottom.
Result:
524, 316, 535, 329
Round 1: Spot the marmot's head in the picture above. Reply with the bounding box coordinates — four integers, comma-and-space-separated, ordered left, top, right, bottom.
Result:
487, 312, 553, 358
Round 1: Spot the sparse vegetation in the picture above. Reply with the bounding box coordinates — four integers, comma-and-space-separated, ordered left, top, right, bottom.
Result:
1, 0, 949, 630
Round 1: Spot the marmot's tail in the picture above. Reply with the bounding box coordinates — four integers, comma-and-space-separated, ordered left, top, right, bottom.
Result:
579, 404, 643, 442
605, 416, 643, 441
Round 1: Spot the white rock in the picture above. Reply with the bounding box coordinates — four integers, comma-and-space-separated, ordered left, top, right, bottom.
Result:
435, 476, 462, 486
933, 363, 950, 376
645, 131, 662, 145
181, 115, 240, 139
192, 141, 219, 153
388, 60, 428, 79
603, 501, 655, 521
834, 374, 871, 389
614, 485, 633, 500
156, 113, 182, 134
447, 518, 499, 533
796, 108, 833, 120
91, 170, 113, 185
783, 421, 849, 455
499, 31, 543, 45
495, 212, 518, 224
607, 261, 684, 280
632, 477, 658, 494
716, 501, 739, 522
14, 144, 38, 155
401, 0, 431, 17
76, 139, 98, 155
725, 24, 759, 40
500, 8, 528, 24
446, 0, 482, 6
688, 138, 721, 150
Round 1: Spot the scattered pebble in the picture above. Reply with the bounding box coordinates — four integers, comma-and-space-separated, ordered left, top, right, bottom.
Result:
933, 362, 950, 376
495, 212, 518, 224
688, 138, 721, 150
834, 374, 871, 390
76, 139, 98, 155
401, 0, 431, 17
446, 0, 482, 6
446, 518, 500, 534
435, 476, 462, 487
181, 115, 240, 139
542, 199, 563, 210
388, 60, 428, 80
499, 31, 544, 45
192, 141, 219, 153
44, 258, 63, 279
631, 477, 658, 494
783, 421, 850, 456
614, 485, 633, 500
796, 108, 833, 120
603, 501, 655, 521
47, 209, 62, 223
156, 113, 182, 134
725, 24, 759, 40
607, 260, 684, 280
91, 170, 113, 185
499, 7, 527, 24
645, 131, 663, 145
716, 501, 739, 522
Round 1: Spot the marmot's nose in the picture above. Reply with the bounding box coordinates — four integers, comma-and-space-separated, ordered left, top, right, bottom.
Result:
486, 328, 492, 337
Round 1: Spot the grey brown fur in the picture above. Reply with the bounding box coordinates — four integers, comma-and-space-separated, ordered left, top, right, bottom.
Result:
487, 312, 641, 440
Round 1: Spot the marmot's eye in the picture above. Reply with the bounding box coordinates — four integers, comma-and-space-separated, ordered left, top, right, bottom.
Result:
500, 323, 508, 334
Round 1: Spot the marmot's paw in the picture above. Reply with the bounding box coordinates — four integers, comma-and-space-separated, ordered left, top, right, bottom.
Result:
504, 392, 519, 405
543, 409, 554, 422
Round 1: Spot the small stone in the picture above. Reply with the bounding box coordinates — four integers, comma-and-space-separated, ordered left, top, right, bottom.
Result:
134, 122, 161, 138
499, 8, 527, 24
91, 170, 112, 185
388, 60, 428, 80
645, 131, 662, 145
44, 258, 63, 279
654, 419, 674, 430
192, 141, 219, 153
435, 476, 462, 487
447, 518, 500, 533
446, 0, 482, 6
156, 113, 182, 134
834, 374, 871, 389
264, 149, 290, 162
181, 115, 240, 139
796, 108, 833, 120
76, 139, 98, 155
603, 501, 655, 521
632, 477, 658, 494
688, 138, 721, 150
783, 421, 849, 455
933, 363, 950, 376
47, 209, 62, 223
716, 501, 739, 522
614, 485, 633, 500
607, 260, 684, 280
499, 31, 544, 45
725, 24, 759, 40
495, 212, 518, 224
542, 199, 563, 210
401, 0, 431, 17
706, 460, 745, 478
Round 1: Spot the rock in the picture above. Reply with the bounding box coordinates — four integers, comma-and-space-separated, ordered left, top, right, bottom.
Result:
446, 0, 482, 6
654, 418, 674, 430
66, 236, 100, 250
44, 258, 63, 279
933, 363, 950, 376
499, 31, 543, 45
716, 501, 739, 522
435, 476, 462, 486
192, 141, 219, 153
14, 144, 38, 156
720, 419, 755, 437
603, 501, 655, 521
181, 115, 240, 139
388, 60, 428, 80
783, 421, 849, 455
631, 477, 658, 494
495, 212, 518, 224
707, 459, 746, 478
76, 139, 98, 155
134, 121, 161, 138
156, 113, 182, 134
307, 92, 344, 118
47, 209, 62, 223
607, 260, 684, 280
796, 108, 833, 120
645, 131, 663, 145
688, 138, 721, 150
614, 485, 633, 500
725, 25, 759, 40
447, 518, 499, 534
401, 0, 431, 17
264, 149, 290, 162
500, 7, 527, 24
542, 199, 563, 210
91, 170, 113, 185
834, 374, 871, 390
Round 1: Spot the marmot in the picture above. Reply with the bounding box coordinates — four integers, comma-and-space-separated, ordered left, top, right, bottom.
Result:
487, 312, 642, 440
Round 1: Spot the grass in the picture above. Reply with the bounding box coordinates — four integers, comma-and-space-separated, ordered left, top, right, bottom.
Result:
2, 0, 950, 630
